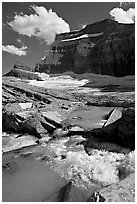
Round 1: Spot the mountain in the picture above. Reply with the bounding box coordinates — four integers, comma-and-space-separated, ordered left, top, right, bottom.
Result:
3, 62, 42, 80
35, 19, 135, 77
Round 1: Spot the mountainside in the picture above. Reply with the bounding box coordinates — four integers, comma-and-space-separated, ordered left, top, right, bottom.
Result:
35, 19, 135, 77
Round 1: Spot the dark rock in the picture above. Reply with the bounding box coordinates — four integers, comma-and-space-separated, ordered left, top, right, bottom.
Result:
61, 155, 66, 160
83, 108, 135, 152
84, 136, 130, 154
2, 112, 23, 132
87, 191, 105, 202
2, 109, 56, 138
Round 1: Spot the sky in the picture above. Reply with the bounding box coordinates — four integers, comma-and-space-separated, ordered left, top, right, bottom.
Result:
2, 1, 135, 74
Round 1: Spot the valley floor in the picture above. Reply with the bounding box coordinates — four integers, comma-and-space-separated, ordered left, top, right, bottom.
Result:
2, 74, 135, 202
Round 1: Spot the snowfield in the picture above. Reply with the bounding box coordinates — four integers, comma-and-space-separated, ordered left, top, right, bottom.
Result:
28, 72, 91, 90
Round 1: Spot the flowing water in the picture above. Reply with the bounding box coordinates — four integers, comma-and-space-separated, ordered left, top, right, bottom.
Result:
2, 153, 67, 202
2, 106, 135, 202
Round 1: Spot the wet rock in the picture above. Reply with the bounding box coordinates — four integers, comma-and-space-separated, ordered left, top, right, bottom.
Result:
87, 191, 105, 202
45, 175, 91, 202
87, 173, 135, 202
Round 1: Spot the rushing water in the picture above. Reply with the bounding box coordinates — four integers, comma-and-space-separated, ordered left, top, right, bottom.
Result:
2, 106, 135, 202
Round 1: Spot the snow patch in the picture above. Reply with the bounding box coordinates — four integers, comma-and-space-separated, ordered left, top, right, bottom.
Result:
28, 72, 89, 90
61, 34, 88, 42
19, 103, 32, 110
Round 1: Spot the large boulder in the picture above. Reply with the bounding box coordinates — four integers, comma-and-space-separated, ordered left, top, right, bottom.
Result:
41, 111, 63, 127
2, 104, 57, 138
87, 173, 135, 202
45, 175, 92, 202
83, 108, 135, 152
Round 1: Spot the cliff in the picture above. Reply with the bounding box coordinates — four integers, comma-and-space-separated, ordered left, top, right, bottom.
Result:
35, 19, 135, 77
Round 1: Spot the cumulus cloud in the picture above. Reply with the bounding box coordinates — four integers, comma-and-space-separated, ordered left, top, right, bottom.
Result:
119, 2, 132, 7
2, 45, 27, 56
109, 7, 135, 24
8, 5, 70, 44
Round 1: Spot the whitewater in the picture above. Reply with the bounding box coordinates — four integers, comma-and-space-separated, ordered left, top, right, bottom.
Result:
39, 137, 135, 190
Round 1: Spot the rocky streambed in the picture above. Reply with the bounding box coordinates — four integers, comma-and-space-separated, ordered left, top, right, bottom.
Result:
2, 75, 135, 202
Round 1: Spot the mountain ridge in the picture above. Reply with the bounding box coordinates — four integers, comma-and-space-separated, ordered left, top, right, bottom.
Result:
35, 19, 135, 77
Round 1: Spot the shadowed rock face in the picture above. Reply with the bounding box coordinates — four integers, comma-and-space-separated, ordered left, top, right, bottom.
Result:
35, 19, 135, 77
83, 108, 135, 153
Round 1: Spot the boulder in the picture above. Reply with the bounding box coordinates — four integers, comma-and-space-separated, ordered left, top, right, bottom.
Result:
68, 126, 85, 135
83, 108, 135, 152
19, 102, 32, 110
103, 109, 122, 128
84, 137, 131, 154
102, 108, 135, 149
87, 173, 135, 202
45, 176, 92, 202
2, 135, 37, 153
2, 110, 56, 138
2, 112, 23, 132
41, 111, 62, 127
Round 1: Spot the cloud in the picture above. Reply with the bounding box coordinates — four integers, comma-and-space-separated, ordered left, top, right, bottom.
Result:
109, 7, 135, 24
2, 45, 27, 56
119, 2, 132, 7
8, 5, 70, 44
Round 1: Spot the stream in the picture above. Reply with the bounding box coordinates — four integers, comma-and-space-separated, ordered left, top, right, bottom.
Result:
2, 105, 135, 202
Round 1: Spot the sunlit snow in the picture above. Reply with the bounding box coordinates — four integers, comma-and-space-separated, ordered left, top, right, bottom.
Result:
28, 72, 90, 90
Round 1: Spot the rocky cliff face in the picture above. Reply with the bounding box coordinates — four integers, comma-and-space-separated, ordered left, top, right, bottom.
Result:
4, 62, 42, 80
35, 19, 135, 77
